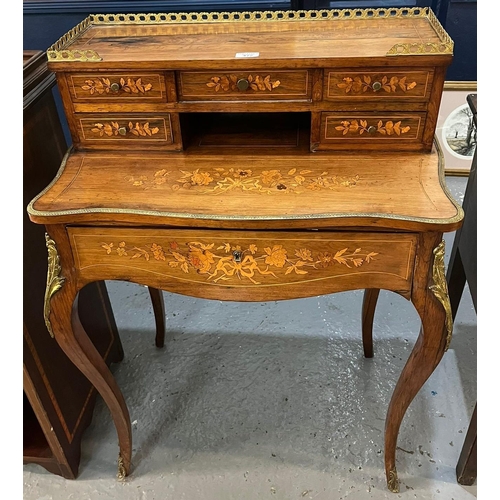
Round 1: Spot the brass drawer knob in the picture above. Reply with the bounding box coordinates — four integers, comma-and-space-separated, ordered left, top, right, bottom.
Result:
237, 78, 249, 91
110, 82, 121, 93
367, 126, 376, 134
118, 126, 127, 136
372, 81, 382, 91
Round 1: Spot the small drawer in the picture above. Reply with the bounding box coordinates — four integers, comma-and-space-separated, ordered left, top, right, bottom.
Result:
75, 114, 181, 151
67, 72, 169, 102
317, 112, 426, 150
325, 69, 433, 101
68, 227, 417, 301
178, 70, 311, 101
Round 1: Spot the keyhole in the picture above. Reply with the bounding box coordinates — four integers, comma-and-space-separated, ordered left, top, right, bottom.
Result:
232, 250, 242, 263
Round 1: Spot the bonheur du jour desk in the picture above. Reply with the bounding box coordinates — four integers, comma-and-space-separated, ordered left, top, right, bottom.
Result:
27, 8, 463, 493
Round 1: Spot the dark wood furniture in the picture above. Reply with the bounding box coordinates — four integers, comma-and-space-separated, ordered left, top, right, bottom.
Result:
446, 93, 477, 486
23, 50, 126, 478
27, 8, 463, 492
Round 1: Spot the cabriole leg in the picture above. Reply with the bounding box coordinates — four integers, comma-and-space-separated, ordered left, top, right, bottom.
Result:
44, 225, 132, 478
361, 288, 380, 358
148, 287, 166, 348
384, 234, 452, 492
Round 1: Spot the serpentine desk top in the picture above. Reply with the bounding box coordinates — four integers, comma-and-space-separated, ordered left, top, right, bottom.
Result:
28, 142, 462, 231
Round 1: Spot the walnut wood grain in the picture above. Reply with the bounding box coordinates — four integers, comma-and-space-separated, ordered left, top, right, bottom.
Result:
68, 228, 417, 301
384, 231, 448, 493
28, 146, 462, 232
319, 112, 426, 151
148, 288, 166, 348
67, 72, 168, 102
48, 16, 451, 71
44, 224, 132, 478
361, 288, 380, 358
325, 68, 433, 101
48, 11, 453, 153
178, 70, 310, 101
76, 114, 177, 150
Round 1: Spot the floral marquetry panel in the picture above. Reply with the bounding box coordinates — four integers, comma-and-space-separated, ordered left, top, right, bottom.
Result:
68, 228, 418, 300
321, 113, 424, 142
325, 70, 433, 100
178, 70, 310, 101
127, 165, 360, 193
75, 114, 181, 150
67, 73, 167, 101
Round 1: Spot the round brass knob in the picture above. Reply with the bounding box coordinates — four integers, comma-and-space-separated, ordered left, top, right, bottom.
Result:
118, 127, 127, 136
372, 81, 382, 91
110, 82, 121, 92
367, 126, 376, 134
237, 79, 249, 91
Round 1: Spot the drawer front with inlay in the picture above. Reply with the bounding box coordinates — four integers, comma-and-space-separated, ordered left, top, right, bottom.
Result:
178, 70, 311, 101
318, 112, 426, 150
325, 69, 433, 101
69, 227, 417, 301
67, 72, 169, 102
76, 114, 181, 150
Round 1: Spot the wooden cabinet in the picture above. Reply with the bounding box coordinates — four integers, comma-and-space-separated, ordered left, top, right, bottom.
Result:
23, 50, 123, 479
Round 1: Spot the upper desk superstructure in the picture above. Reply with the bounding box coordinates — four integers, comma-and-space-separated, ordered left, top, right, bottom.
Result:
46, 7, 453, 153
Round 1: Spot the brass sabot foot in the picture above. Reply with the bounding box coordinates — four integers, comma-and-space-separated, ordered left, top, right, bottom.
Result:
387, 467, 400, 493
117, 453, 128, 480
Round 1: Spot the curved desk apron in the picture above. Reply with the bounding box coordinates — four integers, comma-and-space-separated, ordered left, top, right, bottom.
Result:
28, 141, 462, 492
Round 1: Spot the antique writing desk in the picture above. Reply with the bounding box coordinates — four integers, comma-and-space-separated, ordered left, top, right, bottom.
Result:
28, 8, 463, 492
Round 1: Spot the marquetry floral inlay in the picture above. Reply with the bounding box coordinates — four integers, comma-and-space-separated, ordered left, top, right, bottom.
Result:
100, 240, 379, 285
336, 76, 417, 94
91, 121, 160, 137
81, 77, 153, 94
207, 74, 281, 92
127, 167, 360, 192
335, 120, 411, 136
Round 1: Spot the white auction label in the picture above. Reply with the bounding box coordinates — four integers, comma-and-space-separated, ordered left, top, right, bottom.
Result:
235, 52, 260, 58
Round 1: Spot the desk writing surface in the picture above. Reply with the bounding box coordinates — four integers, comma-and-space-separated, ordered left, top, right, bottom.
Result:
29, 145, 461, 230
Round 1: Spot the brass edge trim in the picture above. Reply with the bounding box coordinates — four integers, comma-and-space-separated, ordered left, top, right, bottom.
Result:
434, 135, 465, 224
47, 16, 101, 62
47, 7, 452, 62
90, 7, 429, 24
44, 233, 66, 338
387, 467, 400, 493
387, 8, 453, 56
429, 240, 453, 350
28, 147, 73, 215
26, 141, 464, 227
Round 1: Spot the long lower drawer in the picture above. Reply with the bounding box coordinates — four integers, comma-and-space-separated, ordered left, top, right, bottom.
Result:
68, 227, 417, 301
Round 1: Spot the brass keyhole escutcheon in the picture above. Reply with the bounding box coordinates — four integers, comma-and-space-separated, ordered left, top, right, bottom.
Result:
110, 82, 121, 93
372, 81, 382, 91
367, 126, 376, 134
237, 79, 249, 91
232, 250, 243, 263
118, 127, 127, 136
